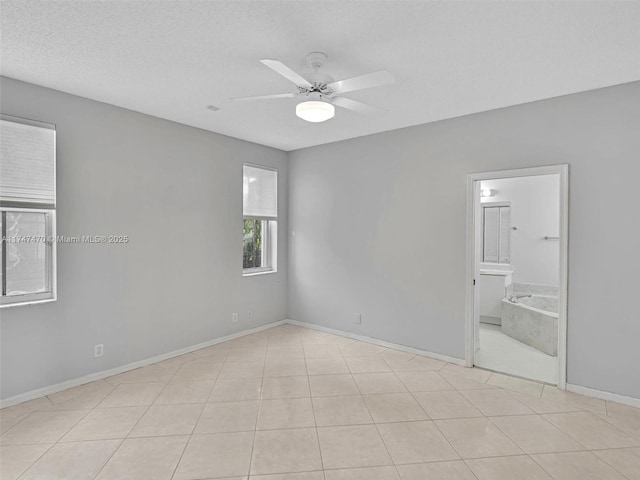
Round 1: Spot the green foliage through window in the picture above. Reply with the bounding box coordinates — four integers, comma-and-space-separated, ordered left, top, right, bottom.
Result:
243, 219, 262, 269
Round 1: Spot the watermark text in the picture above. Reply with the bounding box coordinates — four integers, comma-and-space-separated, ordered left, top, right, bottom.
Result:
2, 235, 129, 244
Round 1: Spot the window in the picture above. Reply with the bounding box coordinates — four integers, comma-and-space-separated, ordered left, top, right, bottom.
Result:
482, 202, 510, 264
1, 115, 57, 307
243, 164, 277, 274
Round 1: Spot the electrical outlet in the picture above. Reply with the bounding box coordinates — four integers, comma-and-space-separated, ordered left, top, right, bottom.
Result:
232, 313, 239, 323
355, 313, 362, 325
94, 344, 104, 358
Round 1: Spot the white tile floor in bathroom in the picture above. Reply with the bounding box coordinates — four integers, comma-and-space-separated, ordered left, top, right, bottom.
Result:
476, 323, 558, 384
1, 323, 639, 480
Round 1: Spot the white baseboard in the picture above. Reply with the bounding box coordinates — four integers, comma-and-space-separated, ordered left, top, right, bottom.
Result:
0, 320, 286, 409
4, 318, 639, 411
286, 320, 640, 408
567, 383, 640, 409
285, 319, 466, 366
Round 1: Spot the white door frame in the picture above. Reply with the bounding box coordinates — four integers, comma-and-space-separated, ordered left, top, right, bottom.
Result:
465, 164, 569, 389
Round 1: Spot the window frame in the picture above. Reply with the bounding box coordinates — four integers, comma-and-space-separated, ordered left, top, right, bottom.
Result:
0, 114, 57, 308
1, 207, 57, 308
242, 219, 277, 275
242, 163, 277, 276
481, 201, 511, 265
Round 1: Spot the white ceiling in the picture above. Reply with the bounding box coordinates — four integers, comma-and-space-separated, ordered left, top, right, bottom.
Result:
2, 1, 639, 151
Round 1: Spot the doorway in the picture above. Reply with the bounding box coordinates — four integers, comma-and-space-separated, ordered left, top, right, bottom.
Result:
465, 165, 569, 388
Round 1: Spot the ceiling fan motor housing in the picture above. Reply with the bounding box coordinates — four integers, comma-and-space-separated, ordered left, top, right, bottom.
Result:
306, 52, 327, 70
301, 52, 334, 96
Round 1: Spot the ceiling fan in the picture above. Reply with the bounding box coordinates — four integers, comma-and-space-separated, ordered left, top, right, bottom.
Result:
231, 52, 395, 122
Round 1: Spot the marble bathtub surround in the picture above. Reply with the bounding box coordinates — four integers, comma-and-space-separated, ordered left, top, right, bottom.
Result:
513, 283, 559, 297
501, 297, 558, 356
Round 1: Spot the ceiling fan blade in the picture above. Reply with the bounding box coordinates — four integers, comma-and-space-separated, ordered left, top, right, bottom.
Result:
331, 96, 387, 115
328, 70, 395, 94
230, 93, 297, 101
260, 59, 312, 88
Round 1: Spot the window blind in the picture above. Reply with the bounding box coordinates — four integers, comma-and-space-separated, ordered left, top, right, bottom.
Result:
243, 165, 277, 219
0, 116, 56, 206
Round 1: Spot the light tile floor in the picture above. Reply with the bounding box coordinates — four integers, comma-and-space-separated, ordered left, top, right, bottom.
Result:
1, 323, 639, 480
476, 323, 558, 384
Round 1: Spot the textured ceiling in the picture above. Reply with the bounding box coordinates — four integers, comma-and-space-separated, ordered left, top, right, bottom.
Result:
2, 1, 639, 151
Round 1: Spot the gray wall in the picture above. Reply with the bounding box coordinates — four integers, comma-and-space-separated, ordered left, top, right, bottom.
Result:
0, 77, 288, 400
3, 77, 639, 402
289, 81, 640, 399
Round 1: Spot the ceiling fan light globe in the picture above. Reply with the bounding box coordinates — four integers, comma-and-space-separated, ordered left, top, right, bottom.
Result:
296, 101, 335, 123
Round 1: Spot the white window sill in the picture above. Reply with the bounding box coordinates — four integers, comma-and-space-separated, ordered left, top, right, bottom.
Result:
0, 297, 57, 309
243, 269, 277, 277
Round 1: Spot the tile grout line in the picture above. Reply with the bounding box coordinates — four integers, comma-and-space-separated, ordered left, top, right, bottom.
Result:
245, 330, 271, 478
303, 333, 327, 478
485, 415, 593, 456
401, 368, 582, 470
167, 348, 227, 480
589, 444, 640, 452
533, 411, 591, 452
459, 459, 484, 480
11, 440, 58, 480
542, 410, 638, 447
52, 397, 137, 480
457, 387, 536, 417
538, 382, 545, 399
406, 382, 477, 469
591, 450, 636, 480
528, 451, 579, 480
80, 438, 127, 480
89, 367, 173, 479
0, 409, 39, 438
351, 360, 406, 479
97, 345, 224, 479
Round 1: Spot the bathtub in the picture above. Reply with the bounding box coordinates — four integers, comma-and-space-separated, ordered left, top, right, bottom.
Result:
501, 295, 558, 356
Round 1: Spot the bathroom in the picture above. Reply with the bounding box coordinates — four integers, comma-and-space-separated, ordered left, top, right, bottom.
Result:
474, 173, 561, 384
